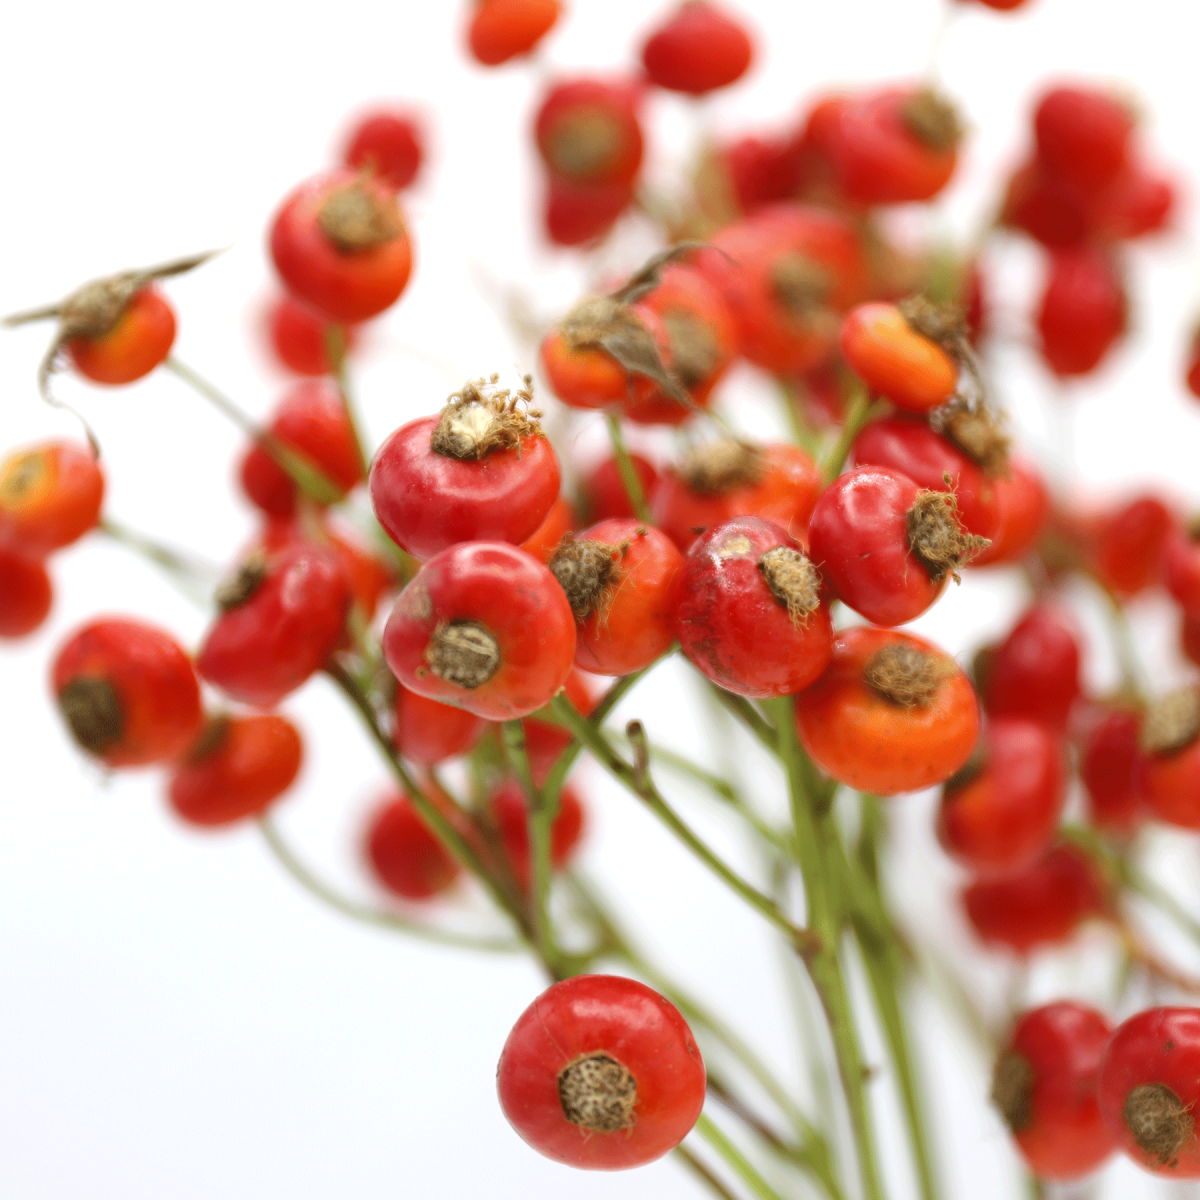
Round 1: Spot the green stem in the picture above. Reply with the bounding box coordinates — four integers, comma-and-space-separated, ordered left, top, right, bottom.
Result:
674, 1144, 742, 1200
502, 719, 561, 976
552, 699, 812, 949
604, 410, 652, 522
324, 661, 531, 940
767, 698, 887, 1200
820, 385, 878, 484
708, 686, 779, 754
257, 815, 519, 952
325, 325, 372, 480
694, 1113, 788, 1200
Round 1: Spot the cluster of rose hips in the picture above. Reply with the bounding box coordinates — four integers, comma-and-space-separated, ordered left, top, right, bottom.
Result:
7, 1, 1200, 1195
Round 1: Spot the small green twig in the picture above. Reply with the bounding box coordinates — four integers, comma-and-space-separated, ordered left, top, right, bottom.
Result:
325, 325, 372, 480
820, 385, 880, 484
674, 1144, 742, 1200
604, 410, 653, 522
693, 1113, 788, 1200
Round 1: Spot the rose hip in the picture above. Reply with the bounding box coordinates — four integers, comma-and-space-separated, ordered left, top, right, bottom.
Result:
982, 605, 1081, 732
340, 107, 423, 191
1037, 247, 1125, 377
365, 789, 461, 901
263, 295, 357, 377
468, 0, 561, 67
1138, 687, 1200, 829
0, 442, 105, 557
491, 778, 585, 891
581, 454, 659, 523
0, 549, 52, 638
1080, 706, 1145, 834
67, 287, 176, 385
535, 79, 644, 188
394, 683, 487, 768
640, 3, 755, 96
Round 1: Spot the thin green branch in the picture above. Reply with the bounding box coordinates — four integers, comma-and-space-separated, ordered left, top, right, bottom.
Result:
694, 1113, 789, 1200
257, 815, 519, 952
325, 324, 372, 480
604, 410, 653, 522
674, 1144, 742, 1200
820, 385, 881, 484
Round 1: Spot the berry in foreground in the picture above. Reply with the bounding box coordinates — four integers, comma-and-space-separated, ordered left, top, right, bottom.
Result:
66, 287, 177, 384
0, 442, 105, 558
496, 974, 706, 1169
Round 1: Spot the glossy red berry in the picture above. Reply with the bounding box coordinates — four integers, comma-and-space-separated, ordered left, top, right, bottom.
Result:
394, 683, 487, 767
1037, 247, 1125, 377
1034, 85, 1134, 193
851, 415, 1002, 540
826, 86, 962, 205
839, 302, 959, 413
198, 544, 352, 708
496, 974, 706, 1169
365, 789, 460, 901
1098, 1007, 1200, 1177
1080, 706, 1145, 834
0, 442, 105, 557
66, 287, 176, 384
239, 380, 365, 518
982, 606, 1081, 732
369, 384, 560, 562
581, 454, 659, 524
382, 542, 576, 720
491, 778, 585, 890
808, 466, 980, 627
549, 519, 682, 676
341, 107, 423, 190
168, 714, 303, 827
653, 440, 822, 552
270, 170, 413, 323
1091, 493, 1173, 598
992, 1002, 1115, 1181
698, 204, 868, 374
673, 516, 832, 698
970, 457, 1049, 567
640, 3, 754, 96
535, 79, 644, 188
52, 618, 203, 767
937, 718, 1066, 876
795, 627, 980, 795
961, 843, 1106, 954
0, 549, 52, 638
468, 0, 561, 66
263, 295, 357, 377
1138, 687, 1200, 829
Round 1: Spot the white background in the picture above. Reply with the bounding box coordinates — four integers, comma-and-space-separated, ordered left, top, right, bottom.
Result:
3, 1, 1200, 1197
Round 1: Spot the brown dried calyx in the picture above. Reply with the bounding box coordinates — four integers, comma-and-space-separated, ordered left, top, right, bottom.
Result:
1141, 687, 1200, 757
681, 439, 766, 496
772, 252, 832, 318
430, 376, 542, 460
758, 546, 821, 626
906, 487, 989, 582
317, 176, 404, 251
661, 309, 721, 390
215, 548, 269, 611
1125, 1083, 1195, 1166
548, 534, 627, 622
545, 109, 623, 179
426, 619, 500, 689
934, 399, 1011, 479
901, 89, 963, 153
990, 1050, 1035, 1135
864, 642, 947, 709
58, 676, 124, 756
558, 1053, 638, 1132
899, 292, 994, 419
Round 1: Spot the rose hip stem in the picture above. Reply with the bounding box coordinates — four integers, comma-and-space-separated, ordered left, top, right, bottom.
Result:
324, 323, 371, 480
604, 411, 652, 522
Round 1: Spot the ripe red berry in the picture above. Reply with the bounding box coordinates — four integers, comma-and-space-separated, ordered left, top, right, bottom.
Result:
981, 605, 1081, 732
825, 86, 962, 205
491, 778, 585, 891
341, 107, 424, 191
851, 415, 1002, 541
0, 442, 105, 557
365, 789, 461, 901
496, 974, 706, 1169
1036, 247, 1125, 377
1138, 687, 1200, 829
795, 627, 980, 795
839, 302, 960, 413
263, 295, 357, 377
369, 382, 560, 562
581, 453, 659, 524
467, 0, 561, 67
970, 457, 1049, 567
270, 170, 413, 323
640, 3, 754, 96
1080, 706, 1145, 834
698, 204, 868, 374
653, 440, 822, 552
1002, 160, 1089, 248
992, 1002, 1115, 1181
1034, 85, 1135, 193
52, 618, 203, 767
168, 714, 303, 828
937, 718, 1066, 876
707, 133, 800, 216
1097, 1007, 1200, 1177
1087, 162, 1176, 240
549, 519, 682, 676
1091, 493, 1173, 598
808, 466, 981, 627
239, 380, 365, 519
535, 79, 644, 188
382, 542, 576, 720
543, 174, 634, 246
66, 287, 176, 385
961, 843, 1106, 954
0, 548, 52, 638
673, 516, 832, 698
521, 493, 576, 564
394, 683, 486, 768
198, 544, 352, 708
